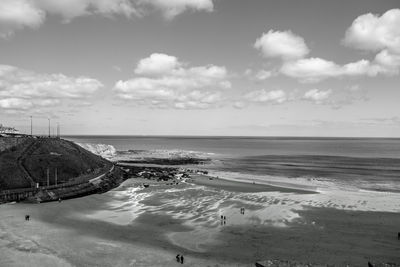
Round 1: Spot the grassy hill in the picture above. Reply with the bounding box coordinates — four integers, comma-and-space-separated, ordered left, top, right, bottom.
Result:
0, 137, 111, 190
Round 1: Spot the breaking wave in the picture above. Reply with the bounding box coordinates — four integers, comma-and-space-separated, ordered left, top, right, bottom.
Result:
77, 143, 117, 159
115, 149, 215, 161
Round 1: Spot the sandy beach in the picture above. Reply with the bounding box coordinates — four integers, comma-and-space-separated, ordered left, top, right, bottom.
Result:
1, 176, 400, 267
2, 0, 400, 265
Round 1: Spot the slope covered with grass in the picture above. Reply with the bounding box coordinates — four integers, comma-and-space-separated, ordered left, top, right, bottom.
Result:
0, 137, 111, 190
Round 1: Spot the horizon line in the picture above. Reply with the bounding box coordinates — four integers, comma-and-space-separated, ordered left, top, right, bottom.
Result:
59, 134, 400, 139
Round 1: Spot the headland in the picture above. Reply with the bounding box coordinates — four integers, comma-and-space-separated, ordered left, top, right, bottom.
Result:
0, 136, 125, 203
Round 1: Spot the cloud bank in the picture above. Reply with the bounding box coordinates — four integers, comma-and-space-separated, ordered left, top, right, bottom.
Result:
303, 89, 332, 104
244, 89, 287, 104
114, 53, 230, 109
0, 64, 103, 112
139, 0, 213, 19
0, 0, 215, 37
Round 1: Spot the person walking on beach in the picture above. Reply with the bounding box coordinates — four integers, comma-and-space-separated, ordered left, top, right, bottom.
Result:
180, 255, 184, 264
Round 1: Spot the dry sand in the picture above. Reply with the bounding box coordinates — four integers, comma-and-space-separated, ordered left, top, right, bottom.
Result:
1, 177, 400, 267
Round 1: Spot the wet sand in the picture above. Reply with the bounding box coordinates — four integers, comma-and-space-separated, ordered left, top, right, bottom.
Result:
189, 174, 316, 194
1, 178, 400, 266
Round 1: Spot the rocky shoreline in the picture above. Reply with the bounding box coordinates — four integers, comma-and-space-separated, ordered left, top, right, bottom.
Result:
117, 157, 210, 165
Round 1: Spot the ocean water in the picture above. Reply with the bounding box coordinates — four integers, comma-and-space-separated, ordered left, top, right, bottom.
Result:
64, 136, 400, 192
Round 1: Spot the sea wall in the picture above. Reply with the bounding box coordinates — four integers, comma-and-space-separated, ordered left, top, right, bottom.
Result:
0, 165, 124, 204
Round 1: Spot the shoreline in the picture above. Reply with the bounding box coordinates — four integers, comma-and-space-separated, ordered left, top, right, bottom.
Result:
188, 174, 316, 194
116, 161, 319, 194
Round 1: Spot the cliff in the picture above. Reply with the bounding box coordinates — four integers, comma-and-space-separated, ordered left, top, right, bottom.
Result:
0, 137, 112, 191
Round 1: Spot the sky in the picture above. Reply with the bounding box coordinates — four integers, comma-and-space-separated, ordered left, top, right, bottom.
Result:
0, 0, 399, 137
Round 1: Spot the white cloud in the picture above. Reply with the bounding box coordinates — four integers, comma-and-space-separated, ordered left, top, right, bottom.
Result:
0, 0, 45, 38
301, 86, 367, 108
303, 89, 332, 104
340, 9, 400, 78
0, 0, 215, 37
255, 10, 400, 83
135, 53, 181, 75
138, 0, 214, 19
0, 64, 103, 111
254, 30, 310, 60
281, 57, 395, 83
0, 97, 33, 110
173, 91, 222, 109
281, 58, 341, 82
239, 86, 365, 109
343, 9, 400, 54
244, 89, 287, 104
114, 53, 230, 109
374, 49, 400, 75
244, 68, 275, 82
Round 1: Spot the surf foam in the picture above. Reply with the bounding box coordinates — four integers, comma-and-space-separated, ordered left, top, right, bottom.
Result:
76, 143, 117, 159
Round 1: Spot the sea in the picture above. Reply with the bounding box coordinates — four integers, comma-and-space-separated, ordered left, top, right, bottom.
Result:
64, 136, 400, 193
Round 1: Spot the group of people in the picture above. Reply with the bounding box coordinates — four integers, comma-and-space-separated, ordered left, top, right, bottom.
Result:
220, 215, 226, 220
220, 215, 226, 225
175, 254, 184, 264
240, 207, 245, 214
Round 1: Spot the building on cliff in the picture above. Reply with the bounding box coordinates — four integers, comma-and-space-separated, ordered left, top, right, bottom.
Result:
0, 124, 20, 135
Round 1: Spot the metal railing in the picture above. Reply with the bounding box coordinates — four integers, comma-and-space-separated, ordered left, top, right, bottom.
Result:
0, 164, 115, 197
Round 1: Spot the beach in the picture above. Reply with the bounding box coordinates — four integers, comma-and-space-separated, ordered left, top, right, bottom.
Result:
1, 0, 400, 265
1, 175, 400, 267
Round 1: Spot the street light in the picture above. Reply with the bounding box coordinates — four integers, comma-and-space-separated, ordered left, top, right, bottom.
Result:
30, 116, 33, 136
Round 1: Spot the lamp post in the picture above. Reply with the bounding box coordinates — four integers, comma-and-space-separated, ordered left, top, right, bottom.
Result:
30, 116, 33, 136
